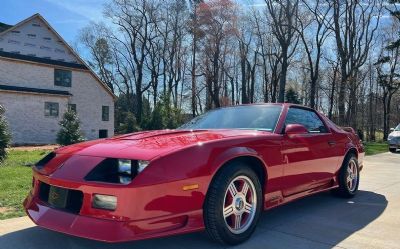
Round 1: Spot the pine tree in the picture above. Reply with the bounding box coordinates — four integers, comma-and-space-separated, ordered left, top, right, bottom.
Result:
56, 110, 84, 145
285, 87, 301, 104
0, 105, 11, 163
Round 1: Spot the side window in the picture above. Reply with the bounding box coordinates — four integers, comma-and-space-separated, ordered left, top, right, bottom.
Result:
54, 69, 72, 87
102, 106, 109, 121
285, 108, 328, 133
44, 102, 59, 117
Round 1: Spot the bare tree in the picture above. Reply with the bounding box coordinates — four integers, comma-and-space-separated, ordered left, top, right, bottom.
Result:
328, 0, 382, 127
265, 0, 300, 103
296, 0, 332, 109
79, 23, 116, 93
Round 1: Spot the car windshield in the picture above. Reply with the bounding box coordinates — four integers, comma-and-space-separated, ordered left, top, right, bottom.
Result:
395, 124, 400, 131
179, 105, 282, 131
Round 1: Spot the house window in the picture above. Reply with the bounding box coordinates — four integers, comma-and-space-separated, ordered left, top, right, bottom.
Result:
102, 106, 109, 121
44, 102, 59, 117
54, 69, 72, 87
68, 104, 76, 113
99, 129, 108, 138
27, 34, 36, 38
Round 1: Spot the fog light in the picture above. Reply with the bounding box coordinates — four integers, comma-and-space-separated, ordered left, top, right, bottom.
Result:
92, 194, 117, 210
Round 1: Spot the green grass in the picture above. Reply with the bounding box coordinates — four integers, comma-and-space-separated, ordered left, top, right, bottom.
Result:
364, 142, 388, 156
0, 150, 49, 220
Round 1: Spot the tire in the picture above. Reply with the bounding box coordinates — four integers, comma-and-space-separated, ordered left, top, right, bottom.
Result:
204, 162, 263, 245
333, 154, 360, 198
389, 148, 397, 153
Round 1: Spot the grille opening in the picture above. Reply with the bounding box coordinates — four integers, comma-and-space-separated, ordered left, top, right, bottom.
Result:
38, 182, 83, 214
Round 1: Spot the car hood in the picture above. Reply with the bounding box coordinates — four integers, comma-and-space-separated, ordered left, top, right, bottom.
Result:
55, 129, 268, 160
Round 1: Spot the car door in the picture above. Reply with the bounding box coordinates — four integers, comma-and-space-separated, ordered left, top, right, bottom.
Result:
281, 107, 341, 197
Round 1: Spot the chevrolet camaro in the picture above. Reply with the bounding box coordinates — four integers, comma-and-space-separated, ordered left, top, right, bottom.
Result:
24, 103, 364, 245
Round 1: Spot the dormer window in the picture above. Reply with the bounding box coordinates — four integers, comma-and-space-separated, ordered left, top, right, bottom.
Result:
27, 34, 36, 39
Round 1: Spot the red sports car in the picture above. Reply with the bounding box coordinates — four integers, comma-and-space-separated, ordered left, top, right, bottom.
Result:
24, 103, 364, 245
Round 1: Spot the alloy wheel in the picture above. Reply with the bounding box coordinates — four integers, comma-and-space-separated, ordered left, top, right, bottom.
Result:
347, 160, 358, 192
223, 175, 257, 234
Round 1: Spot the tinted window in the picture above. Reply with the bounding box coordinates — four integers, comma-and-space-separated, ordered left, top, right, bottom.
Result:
285, 108, 327, 133
54, 69, 71, 87
179, 105, 282, 131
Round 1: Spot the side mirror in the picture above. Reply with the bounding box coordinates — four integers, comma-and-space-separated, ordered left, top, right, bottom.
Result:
285, 124, 308, 136
390, 128, 395, 132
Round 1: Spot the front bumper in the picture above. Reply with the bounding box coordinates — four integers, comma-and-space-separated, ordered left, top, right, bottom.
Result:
23, 169, 206, 242
24, 193, 135, 242
388, 137, 400, 149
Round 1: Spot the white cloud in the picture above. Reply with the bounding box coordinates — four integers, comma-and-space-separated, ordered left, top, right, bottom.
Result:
43, 0, 104, 21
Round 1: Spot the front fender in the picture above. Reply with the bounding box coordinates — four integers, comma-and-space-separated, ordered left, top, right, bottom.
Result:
208, 146, 267, 177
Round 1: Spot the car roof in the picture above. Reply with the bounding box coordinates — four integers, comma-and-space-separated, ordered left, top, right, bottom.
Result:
220, 103, 315, 111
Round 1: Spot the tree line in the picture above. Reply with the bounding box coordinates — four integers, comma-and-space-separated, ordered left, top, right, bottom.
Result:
78, 0, 400, 141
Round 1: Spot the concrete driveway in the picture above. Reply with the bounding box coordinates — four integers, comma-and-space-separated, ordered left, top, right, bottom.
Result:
1, 152, 399, 249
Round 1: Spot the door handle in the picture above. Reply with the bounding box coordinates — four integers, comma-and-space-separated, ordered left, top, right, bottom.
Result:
328, 140, 336, 146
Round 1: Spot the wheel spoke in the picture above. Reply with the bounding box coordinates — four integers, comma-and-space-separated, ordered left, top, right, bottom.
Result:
244, 202, 252, 214
234, 214, 242, 229
348, 178, 353, 190
223, 205, 234, 218
228, 182, 238, 197
242, 181, 249, 196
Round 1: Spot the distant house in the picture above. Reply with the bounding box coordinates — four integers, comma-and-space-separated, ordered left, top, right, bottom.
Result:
0, 14, 115, 145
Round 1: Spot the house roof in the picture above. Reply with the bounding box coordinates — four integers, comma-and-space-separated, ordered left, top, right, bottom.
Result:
0, 14, 116, 100
0, 22, 12, 33
0, 51, 88, 70
0, 84, 72, 96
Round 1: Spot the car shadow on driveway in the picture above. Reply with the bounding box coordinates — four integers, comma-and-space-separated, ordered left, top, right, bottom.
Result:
0, 190, 387, 249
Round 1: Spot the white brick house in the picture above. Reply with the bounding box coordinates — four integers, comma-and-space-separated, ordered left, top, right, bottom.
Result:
0, 14, 115, 145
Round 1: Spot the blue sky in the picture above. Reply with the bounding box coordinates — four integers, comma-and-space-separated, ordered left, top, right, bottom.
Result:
0, 0, 264, 45
0, 0, 107, 44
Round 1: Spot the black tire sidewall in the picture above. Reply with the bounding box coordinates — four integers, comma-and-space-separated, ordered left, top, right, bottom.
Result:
338, 155, 360, 197
205, 162, 263, 245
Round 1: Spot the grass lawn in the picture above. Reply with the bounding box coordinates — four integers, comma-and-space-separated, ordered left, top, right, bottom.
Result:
364, 142, 389, 156
0, 149, 49, 220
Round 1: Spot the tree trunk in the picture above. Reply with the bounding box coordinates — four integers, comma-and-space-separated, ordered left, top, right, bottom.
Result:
278, 48, 288, 103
